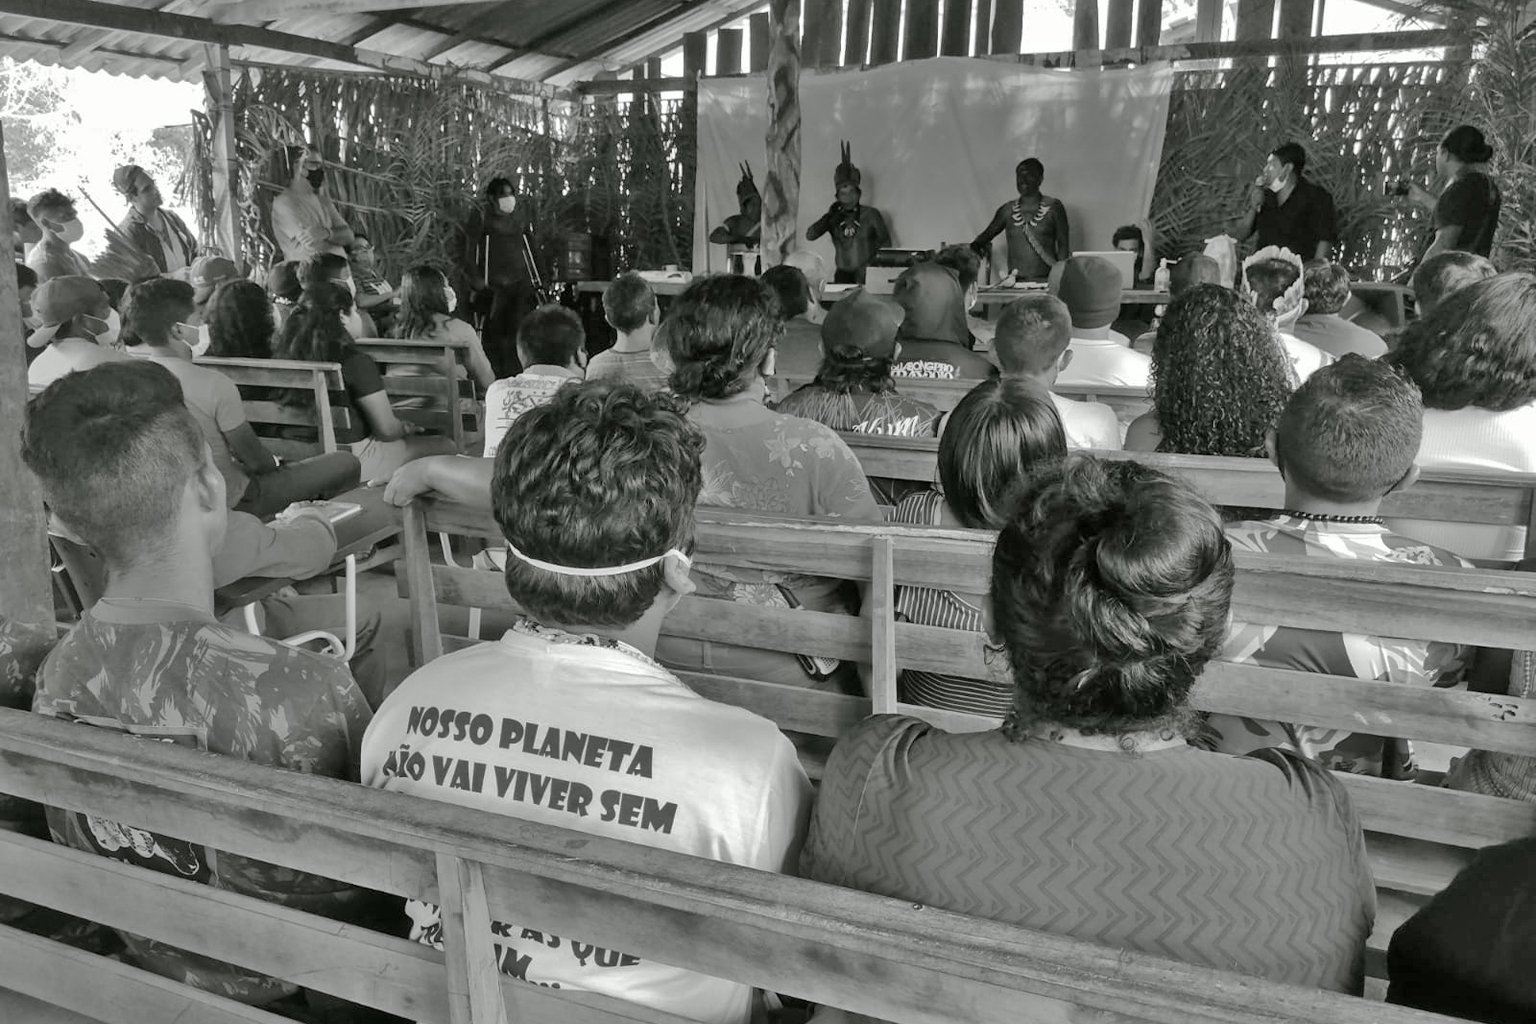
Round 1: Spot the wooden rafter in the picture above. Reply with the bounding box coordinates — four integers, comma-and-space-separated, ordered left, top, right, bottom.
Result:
195, 0, 480, 22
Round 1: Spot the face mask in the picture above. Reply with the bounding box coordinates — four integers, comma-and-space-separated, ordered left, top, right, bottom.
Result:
79, 311, 119, 348
59, 218, 84, 243
98, 308, 122, 347
444, 288, 458, 314
1266, 170, 1288, 193
306, 168, 325, 189
191, 323, 212, 358
497, 195, 517, 214
174, 322, 201, 352
506, 541, 690, 578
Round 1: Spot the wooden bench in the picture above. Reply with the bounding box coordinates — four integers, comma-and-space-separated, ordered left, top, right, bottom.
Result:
770, 374, 1151, 422
404, 500, 1536, 992
354, 338, 482, 454
837, 436, 1536, 561
196, 356, 352, 459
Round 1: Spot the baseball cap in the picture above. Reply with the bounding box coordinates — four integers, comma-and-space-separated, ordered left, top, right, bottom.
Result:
1054, 256, 1122, 330
28, 276, 108, 347
822, 287, 902, 359
112, 164, 150, 199
190, 255, 239, 302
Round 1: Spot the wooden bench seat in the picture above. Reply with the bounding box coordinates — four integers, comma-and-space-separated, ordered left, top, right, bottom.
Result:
406, 501, 1536, 989
838, 435, 1536, 560
771, 374, 1152, 422
354, 338, 482, 453
196, 356, 353, 459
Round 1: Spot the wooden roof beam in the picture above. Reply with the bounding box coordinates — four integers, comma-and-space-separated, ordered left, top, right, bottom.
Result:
59, 0, 198, 63
194, 0, 479, 23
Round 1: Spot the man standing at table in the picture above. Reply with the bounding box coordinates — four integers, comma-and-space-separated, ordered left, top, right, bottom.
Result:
805, 142, 890, 285
270, 145, 354, 263
1231, 142, 1337, 262
971, 158, 1071, 283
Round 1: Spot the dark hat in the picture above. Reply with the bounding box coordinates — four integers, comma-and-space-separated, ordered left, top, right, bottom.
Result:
834, 141, 862, 189
1054, 256, 1122, 330
29, 276, 107, 347
190, 255, 239, 302
822, 287, 900, 359
112, 164, 149, 198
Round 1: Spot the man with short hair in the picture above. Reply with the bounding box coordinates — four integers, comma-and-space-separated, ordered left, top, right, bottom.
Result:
270, 145, 353, 262
1293, 262, 1387, 359
362, 380, 810, 1024
1053, 256, 1150, 388
993, 294, 1120, 450
482, 303, 585, 457
1232, 142, 1338, 261
24, 360, 375, 1009
25, 189, 92, 283
587, 272, 668, 391
971, 157, 1071, 282
1411, 251, 1497, 319
1202, 355, 1468, 777
113, 164, 198, 278
760, 263, 825, 378
26, 276, 125, 391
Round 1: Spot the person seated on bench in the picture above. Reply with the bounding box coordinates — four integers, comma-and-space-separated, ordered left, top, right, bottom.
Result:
481, 303, 586, 458
773, 286, 942, 439
802, 456, 1375, 995
656, 274, 882, 692
1131, 253, 1224, 354
123, 278, 362, 519
1197, 356, 1468, 778
267, 259, 302, 335
22, 361, 380, 1011
363, 380, 811, 1023
1411, 250, 1495, 320
1240, 246, 1332, 383
391, 264, 495, 392
932, 243, 994, 348
992, 293, 1119, 450
1053, 255, 1150, 388
275, 280, 457, 481
1292, 261, 1387, 359
1387, 836, 1536, 1022
300, 251, 370, 337
586, 271, 670, 392
25, 276, 127, 393
1388, 272, 1536, 563
204, 279, 275, 359
761, 263, 826, 378
890, 378, 1065, 716
1125, 284, 1292, 458
890, 262, 997, 381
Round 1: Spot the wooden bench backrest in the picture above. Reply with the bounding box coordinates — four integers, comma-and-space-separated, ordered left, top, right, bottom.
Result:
355, 338, 481, 453
407, 501, 1536, 982
843, 435, 1536, 555
771, 374, 1152, 420
196, 356, 352, 457
1, 703, 1463, 1024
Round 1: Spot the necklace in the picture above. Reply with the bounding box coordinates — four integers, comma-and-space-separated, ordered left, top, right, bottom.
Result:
1279, 509, 1384, 525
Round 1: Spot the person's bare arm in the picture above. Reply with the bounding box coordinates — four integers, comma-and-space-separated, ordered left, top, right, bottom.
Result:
1053, 203, 1071, 260
355, 390, 410, 442
222, 422, 278, 475
970, 206, 1007, 255
381, 454, 495, 510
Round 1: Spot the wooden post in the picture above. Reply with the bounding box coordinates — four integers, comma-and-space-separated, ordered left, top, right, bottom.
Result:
1195, 0, 1223, 41
1278, 0, 1314, 37
904, 0, 939, 59
1072, 0, 1100, 51
1137, 0, 1164, 47
1106, 0, 1135, 49
870, 0, 901, 63
1235, 0, 1277, 41
682, 30, 708, 80
0, 123, 50, 627
717, 27, 744, 75
802, 0, 842, 66
974, 0, 994, 54
846, 0, 872, 65
763, 0, 801, 269
941, 0, 971, 55
202, 44, 243, 269
748, 12, 771, 71
991, 0, 1024, 52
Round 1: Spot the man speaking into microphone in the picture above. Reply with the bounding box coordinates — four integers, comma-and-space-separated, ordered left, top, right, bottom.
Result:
1230, 142, 1338, 262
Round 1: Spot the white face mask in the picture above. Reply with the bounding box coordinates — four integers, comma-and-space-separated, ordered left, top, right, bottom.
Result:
1266, 169, 1289, 193
80, 310, 120, 348
191, 322, 213, 358
444, 287, 458, 314
497, 195, 517, 215
59, 218, 85, 244
172, 322, 201, 353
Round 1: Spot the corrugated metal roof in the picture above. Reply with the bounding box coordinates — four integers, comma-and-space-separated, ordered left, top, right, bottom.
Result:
0, 0, 762, 85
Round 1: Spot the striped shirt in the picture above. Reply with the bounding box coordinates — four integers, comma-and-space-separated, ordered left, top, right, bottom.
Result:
889, 491, 1013, 718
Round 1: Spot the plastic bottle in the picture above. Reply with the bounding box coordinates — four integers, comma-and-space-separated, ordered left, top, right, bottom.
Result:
1153, 258, 1171, 293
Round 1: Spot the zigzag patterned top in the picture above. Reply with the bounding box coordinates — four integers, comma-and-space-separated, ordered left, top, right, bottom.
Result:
802, 715, 1375, 994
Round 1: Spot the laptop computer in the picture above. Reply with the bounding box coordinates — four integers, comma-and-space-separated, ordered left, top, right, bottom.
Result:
1073, 250, 1138, 289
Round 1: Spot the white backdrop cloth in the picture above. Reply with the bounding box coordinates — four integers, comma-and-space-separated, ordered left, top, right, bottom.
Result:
693, 58, 1174, 278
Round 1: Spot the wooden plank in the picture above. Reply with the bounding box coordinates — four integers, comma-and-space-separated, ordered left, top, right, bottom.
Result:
1195, 0, 1223, 41
904, 0, 940, 58
941, 0, 972, 55
716, 27, 744, 74
1137, 0, 1164, 46
405, 503, 446, 666
749, 11, 771, 70
1106, 0, 1135, 49
1235, 0, 1277, 40
682, 30, 708, 80
679, 672, 872, 736
0, 710, 1458, 1024
870, 0, 902, 62
1073, 0, 1101, 50
1278, 0, 1315, 36
802, 0, 842, 66
764, 0, 802, 270
200, 0, 473, 20
845, 0, 873, 64
201, 44, 243, 269
437, 853, 508, 1024
990, 0, 1024, 52
871, 537, 898, 714
0, 122, 49, 626
974, 0, 994, 54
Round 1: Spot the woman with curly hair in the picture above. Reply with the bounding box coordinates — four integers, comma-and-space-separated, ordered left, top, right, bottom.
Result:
273, 281, 456, 480
1124, 283, 1293, 456
204, 279, 275, 359
654, 273, 882, 692
801, 456, 1374, 994
1388, 272, 1536, 562
391, 265, 495, 391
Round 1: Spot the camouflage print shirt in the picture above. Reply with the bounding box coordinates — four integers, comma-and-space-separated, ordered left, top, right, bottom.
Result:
32, 602, 373, 1005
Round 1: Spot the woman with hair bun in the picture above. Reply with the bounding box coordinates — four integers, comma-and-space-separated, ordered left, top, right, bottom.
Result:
1408, 124, 1502, 259
802, 456, 1375, 994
